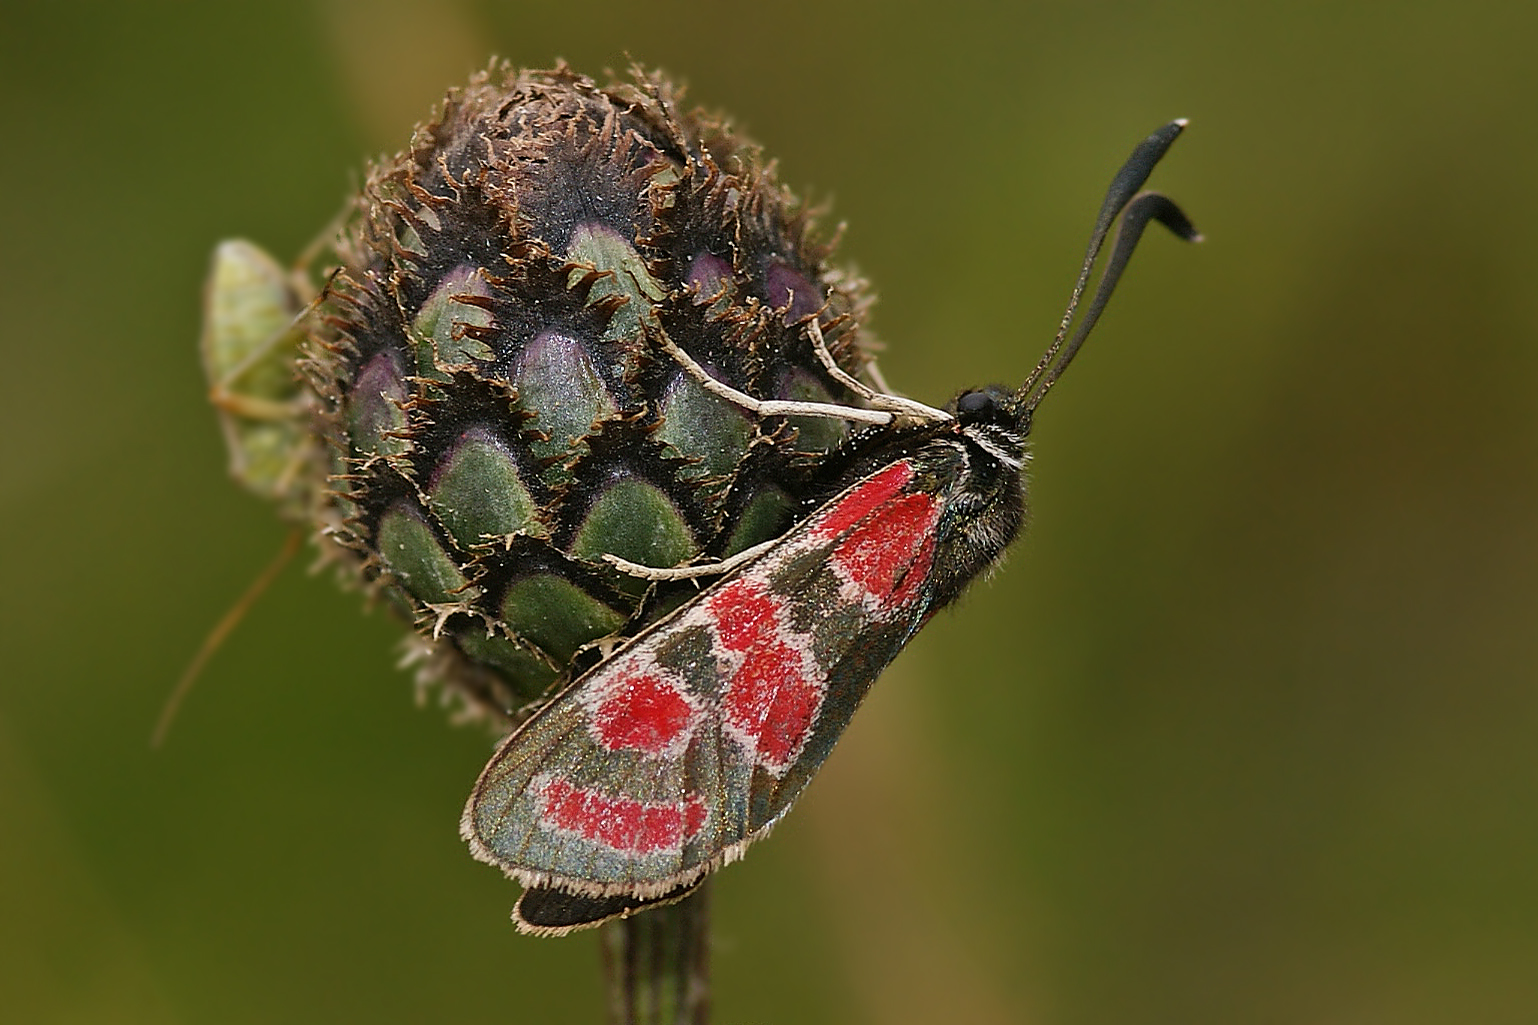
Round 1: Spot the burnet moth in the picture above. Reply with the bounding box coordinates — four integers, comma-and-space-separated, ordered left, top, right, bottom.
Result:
462, 120, 1200, 935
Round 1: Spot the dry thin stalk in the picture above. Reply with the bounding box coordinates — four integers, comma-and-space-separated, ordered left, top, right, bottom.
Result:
602, 883, 711, 1025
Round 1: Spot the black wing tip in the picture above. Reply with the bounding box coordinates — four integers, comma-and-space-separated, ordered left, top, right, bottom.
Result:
512, 880, 705, 936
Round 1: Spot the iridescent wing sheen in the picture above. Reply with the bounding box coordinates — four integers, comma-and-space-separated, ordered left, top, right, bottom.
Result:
461, 446, 965, 899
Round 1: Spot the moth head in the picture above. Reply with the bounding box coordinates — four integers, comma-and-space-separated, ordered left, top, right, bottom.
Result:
952, 385, 1031, 439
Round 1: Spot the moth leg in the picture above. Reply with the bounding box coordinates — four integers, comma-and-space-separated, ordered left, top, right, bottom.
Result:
573, 633, 626, 663
650, 322, 896, 426
804, 319, 950, 423
804, 316, 881, 400
602, 537, 778, 581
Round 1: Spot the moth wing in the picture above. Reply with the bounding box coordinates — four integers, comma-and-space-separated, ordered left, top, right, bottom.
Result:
512, 879, 703, 936
727, 461, 949, 835
461, 659, 721, 897
460, 540, 839, 899
463, 453, 957, 905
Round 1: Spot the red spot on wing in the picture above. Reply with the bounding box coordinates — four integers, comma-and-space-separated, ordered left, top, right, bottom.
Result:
721, 638, 823, 772
708, 579, 778, 651
707, 577, 824, 772
589, 671, 697, 755
539, 777, 708, 855
814, 460, 915, 539
889, 534, 936, 607
833, 492, 942, 606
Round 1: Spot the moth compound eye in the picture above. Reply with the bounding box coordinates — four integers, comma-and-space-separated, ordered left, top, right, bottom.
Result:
956, 390, 997, 415
956, 385, 1023, 422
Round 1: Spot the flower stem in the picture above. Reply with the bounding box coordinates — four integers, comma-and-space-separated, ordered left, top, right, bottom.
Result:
601, 882, 710, 1025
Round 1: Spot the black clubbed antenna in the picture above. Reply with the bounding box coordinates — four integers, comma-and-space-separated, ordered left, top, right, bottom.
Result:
1015, 120, 1201, 414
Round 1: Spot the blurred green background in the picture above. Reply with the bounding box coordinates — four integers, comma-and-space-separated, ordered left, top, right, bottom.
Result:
4, 1, 1536, 1022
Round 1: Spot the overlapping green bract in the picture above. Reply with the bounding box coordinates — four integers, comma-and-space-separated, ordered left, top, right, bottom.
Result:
206, 64, 882, 724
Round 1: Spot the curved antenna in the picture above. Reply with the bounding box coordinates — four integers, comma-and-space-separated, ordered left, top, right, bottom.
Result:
1015, 120, 1200, 412
1020, 191, 1200, 412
